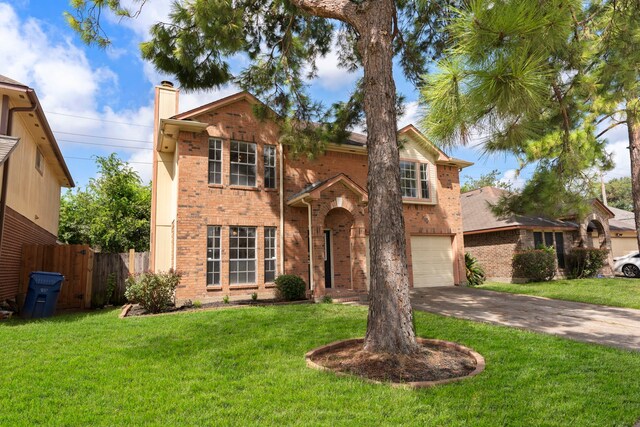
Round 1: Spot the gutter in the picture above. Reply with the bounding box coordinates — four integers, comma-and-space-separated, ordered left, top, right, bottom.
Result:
279, 144, 284, 275
301, 198, 314, 293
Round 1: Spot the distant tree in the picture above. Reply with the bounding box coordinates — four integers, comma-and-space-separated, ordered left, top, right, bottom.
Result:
604, 177, 633, 212
460, 170, 511, 193
58, 154, 151, 253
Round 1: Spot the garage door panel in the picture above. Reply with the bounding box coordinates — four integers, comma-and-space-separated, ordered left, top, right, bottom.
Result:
411, 236, 454, 287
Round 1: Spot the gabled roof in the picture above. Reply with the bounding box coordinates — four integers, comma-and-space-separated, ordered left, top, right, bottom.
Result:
461, 187, 579, 234
170, 90, 472, 167
0, 74, 74, 187
287, 173, 368, 207
0, 135, 20, 165
609, 206, 636, 232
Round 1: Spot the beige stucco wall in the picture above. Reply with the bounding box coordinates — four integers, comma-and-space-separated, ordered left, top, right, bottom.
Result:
611, 235, 638, 258
153, 149, 178, 272
5, 113, 61, 236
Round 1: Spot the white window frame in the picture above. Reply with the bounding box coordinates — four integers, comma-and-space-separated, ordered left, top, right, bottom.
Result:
35, 148, 44, 175
208, 139, 222, 185
400, 160, 417, 198
264, 227, 277, 282
229, 226, 257, 284
263, 145, 277, 189
230, 141, 257, 187
206, 226, 221, 286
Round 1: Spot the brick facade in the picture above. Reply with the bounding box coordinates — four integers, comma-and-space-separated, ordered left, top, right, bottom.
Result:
163, 97, 467, 302
0, 207, 57, 300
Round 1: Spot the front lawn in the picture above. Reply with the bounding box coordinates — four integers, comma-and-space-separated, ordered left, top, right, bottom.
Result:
480, 278, 640, 309
2, 305, 640, 426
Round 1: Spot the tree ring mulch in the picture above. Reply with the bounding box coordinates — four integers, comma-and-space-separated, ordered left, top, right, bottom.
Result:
305, 338, 485, 389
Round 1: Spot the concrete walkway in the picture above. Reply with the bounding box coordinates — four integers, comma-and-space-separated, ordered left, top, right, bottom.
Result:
410, 286, 640, 351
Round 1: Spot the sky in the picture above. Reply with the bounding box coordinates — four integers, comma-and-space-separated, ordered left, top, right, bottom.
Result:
0, 1, 632, 189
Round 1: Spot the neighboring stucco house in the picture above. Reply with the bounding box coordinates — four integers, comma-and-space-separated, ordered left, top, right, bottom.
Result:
461, 186, 614, 282
0, 75, 74, 302
608, 206, 638, 257
150, 82, 473, 302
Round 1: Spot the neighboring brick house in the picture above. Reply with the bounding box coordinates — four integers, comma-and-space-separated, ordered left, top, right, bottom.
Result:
607, 207, 638, 257
0, 75, 74, 302
461, 186, 614, 282
150, 82, 473, 302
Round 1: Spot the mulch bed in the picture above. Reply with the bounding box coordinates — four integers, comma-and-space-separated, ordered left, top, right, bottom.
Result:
123, 299, 310, 317
307, 338, 482, 386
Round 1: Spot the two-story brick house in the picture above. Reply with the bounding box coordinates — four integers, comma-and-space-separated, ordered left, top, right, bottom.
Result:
150, 82, 472, 302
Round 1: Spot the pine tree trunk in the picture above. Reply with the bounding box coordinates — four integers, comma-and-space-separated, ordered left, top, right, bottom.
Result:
627, 110, 640, 252
358, 0, 419, 355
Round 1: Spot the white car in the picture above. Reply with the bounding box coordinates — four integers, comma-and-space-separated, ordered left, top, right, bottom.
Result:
613, 252, 640, 278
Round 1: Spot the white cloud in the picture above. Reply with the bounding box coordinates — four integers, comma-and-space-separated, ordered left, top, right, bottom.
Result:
398, 101, 420, 129
500, 169, 526, 190
105, 0, 173, 40
312, 47, 361, 91
605, 139, 631, 180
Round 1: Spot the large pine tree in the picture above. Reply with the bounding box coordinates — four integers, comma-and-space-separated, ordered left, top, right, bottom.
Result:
67, 0, 460, 354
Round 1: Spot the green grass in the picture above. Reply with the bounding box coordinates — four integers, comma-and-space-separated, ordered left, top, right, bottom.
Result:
479, 278, 640, 309
2, 305, 640, 426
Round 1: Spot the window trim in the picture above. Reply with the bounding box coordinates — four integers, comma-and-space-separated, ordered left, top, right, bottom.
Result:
206, 226, 221, 286
399, 158, 434, 203
35, 148, 44, 175
263, 145, 277, 189
208, 138, 223, 185
264, 227, 277, 283
532, 230, 566, 269
229, 226, 257, 285
230, 140, 257, 187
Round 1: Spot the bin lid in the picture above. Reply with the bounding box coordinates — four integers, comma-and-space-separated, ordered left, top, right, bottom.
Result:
29, 271, 64, 285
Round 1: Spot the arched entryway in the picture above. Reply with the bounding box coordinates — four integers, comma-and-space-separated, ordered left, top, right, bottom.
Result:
586, 219, 606, 249
323, 207, 355, 290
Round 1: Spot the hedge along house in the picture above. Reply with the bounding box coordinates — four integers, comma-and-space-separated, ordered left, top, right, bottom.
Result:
461, 187, 615, 282
150, 82, 473, 302
0, 75, 74, 302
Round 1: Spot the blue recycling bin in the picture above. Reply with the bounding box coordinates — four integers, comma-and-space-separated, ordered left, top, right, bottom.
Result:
21, 272, 64, 319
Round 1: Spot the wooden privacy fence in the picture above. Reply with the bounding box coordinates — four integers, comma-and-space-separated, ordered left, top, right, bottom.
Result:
92, 250, 149, 306
20, 245, 149, 310
20, 244, 94, 310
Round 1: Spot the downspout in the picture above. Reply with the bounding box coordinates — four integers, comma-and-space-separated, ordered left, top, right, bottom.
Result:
279, 144, 284, 274
0, 91, 37, 258
301, 198, 314, 292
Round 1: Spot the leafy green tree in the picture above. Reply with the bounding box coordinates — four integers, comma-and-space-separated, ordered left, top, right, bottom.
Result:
460, 169, 511, 193
66, 0, 463, 354
421, 0, 612, 219
59, 154, 151, 253
604, 177, 633, 212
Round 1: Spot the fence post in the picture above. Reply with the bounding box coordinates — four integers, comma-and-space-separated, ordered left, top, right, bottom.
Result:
129, 249, 135, 276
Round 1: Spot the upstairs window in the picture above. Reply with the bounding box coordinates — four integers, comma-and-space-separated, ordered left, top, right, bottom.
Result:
230, 141, 256, 186
264, 145, 276, 189
208, 139, 222, 184
420, 164, 429, 199
400, 161, 417, 198
35, 149, 44, 175
264, 227, 277, 282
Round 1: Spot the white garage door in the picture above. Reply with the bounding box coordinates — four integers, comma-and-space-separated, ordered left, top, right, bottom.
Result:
410, 236, 454, 287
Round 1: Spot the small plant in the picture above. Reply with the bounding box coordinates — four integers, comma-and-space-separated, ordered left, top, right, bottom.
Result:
566, 248, 609, 279
193, 300, 202, 309
104, 273, 117, 306
274, 274, 307, 301
124, 271, 181, 313
222, 295, 230, 304
513, 246, 556, 282
465, 252, 486, 286
320, 295, 333, 304
251, 292, 258, 301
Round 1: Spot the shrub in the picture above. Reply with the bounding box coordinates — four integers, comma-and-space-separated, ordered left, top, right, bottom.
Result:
274, 274, 307, 301
251, 292, 258, 301
193, 300, 202, 309
566, 248, 609, 279
125, 271, 180, 313
512, 246, 556, 282
465, 252, 486, 286
320, 295, 333, 304
222, 295, 230, 304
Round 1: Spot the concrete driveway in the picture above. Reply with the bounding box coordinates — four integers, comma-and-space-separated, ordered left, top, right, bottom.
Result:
411, 286, 640, 351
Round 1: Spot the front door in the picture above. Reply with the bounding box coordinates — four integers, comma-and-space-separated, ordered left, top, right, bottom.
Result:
324, 230, 332, 288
